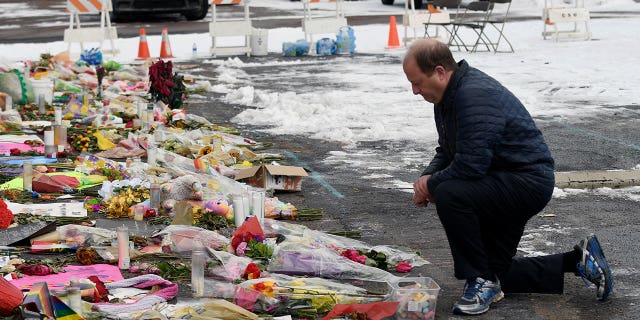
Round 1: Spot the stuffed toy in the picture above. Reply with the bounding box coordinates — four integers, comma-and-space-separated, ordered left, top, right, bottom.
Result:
161, 175, 203, 202
203, 198, 233, 221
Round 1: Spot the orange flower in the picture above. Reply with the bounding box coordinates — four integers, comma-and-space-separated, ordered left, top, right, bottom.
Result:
249, 280, 276, 297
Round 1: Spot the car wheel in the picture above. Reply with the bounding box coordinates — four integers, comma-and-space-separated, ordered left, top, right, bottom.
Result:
109, 5, 121, 22
381, 0, 394, 5
184, 0, 209, 20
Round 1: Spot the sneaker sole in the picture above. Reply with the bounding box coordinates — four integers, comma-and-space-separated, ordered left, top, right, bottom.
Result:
452, 291, 505, 315
587, 235, 614, 301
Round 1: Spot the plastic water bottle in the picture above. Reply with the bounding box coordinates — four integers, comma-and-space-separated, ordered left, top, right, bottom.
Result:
192, 42, 197, 58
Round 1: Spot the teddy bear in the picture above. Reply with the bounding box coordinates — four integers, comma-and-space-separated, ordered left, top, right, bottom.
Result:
161, 175, 203, 202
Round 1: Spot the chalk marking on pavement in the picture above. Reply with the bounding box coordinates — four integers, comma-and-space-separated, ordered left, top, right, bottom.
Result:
283, 150, 345, 199
560, 123, 640, 152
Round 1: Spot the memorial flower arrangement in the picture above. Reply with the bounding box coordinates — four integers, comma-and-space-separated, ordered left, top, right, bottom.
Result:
0, 199, 14, 229
148, 60, 186, 109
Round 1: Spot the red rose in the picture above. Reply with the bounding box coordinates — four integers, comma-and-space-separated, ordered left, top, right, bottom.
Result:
17, 264, 54, 276
144, 208, 157, 218
0, 207, 13, 229
0, 199, 7, 209
242, 262, 261, 280
395, 261, 412, 273
9, 148, 20, 156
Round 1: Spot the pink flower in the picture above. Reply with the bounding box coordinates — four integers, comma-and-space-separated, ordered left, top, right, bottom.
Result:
395, 261, 413, 273
236, 241, 248, 256
341, 249, 367, 264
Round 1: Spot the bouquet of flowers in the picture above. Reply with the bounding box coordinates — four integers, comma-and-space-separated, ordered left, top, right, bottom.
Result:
148, 59, 186, 109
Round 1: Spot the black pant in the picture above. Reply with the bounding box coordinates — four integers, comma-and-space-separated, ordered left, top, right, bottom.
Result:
432, 170, 563, 294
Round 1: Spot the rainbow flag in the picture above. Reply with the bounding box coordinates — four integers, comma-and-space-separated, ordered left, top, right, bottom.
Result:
22, 282, 54, 319
22, 281, 84, 320
52, 295, 84, 320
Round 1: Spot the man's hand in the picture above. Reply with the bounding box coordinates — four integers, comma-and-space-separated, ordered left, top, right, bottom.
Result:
413, 175, 435, 207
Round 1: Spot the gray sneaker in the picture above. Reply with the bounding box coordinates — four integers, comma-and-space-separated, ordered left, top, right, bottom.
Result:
452, 277, 504, 315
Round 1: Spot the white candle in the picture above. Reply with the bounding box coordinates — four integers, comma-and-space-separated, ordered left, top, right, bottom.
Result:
4, 95, 11, 111
54, 107, 62, 125
190, 248, 206, 297
251, 192, 263, 221
242, 190, 250, 217
44, 130, 54, 146
116, 225, 130, 269
233, 194, 245, 227
147, 147, 156, 166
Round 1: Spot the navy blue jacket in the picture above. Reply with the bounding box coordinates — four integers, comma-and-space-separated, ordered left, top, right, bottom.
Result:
423, 60, 555, 193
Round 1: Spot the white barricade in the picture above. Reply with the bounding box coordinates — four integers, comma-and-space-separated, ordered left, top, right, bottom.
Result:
302, 0, 348, 46
63, 0, 119, 57
542, 0, 591, 41
209, 0, 253, 57
403, 0, 425, 46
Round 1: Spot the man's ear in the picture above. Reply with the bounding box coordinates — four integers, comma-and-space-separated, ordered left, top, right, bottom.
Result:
434, 65, 446, 79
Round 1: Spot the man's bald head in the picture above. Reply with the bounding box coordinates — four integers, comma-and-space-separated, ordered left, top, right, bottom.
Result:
403, 39, 458, 76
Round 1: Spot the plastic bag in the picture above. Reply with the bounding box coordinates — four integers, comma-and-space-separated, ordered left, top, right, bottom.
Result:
0, 70, 33, 104
316, 38, 336, 56
336, 26, 356, 55
80, 48, 103, 66
282, 40, 310, 57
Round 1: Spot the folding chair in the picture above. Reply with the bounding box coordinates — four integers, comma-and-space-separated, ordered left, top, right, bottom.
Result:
484, 0, 514, 53
448, 1, 494, 52
422, 0, 462, 44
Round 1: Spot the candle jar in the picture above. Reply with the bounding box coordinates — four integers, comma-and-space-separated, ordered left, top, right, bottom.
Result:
232, 194, 245, 227
4, 95, 11, 111
38, 94, 46, 114
116, 226, 130, 270
149, 183, 161, 211
22, 160, 32, 192
147, 148, 157, 167
54, 107, 62, 125
134, 205, 144, 221
53, 124, 67, 150
191, 248, 207, 297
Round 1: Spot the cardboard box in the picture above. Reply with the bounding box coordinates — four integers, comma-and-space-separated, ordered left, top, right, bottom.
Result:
235, 164, 308, 191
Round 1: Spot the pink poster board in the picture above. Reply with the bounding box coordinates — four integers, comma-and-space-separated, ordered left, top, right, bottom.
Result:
10, 264, 124, 290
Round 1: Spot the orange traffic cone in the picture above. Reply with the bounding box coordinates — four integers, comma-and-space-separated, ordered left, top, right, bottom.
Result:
385, 16, 402, 50
159, 27, 174, 58
136, 28, 151, 60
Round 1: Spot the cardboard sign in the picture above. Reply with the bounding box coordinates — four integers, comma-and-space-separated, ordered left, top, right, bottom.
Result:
235, 165, 308, 191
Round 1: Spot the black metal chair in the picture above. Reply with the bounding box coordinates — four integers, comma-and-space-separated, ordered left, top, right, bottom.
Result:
422, 0, 462, 43
448, 1, 494, 52
484, 0, 514, 52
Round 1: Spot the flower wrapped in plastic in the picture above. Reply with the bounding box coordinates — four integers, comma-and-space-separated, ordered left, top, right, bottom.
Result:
199, 278, 280, 314
207, 249, 256, 281
267, 238, 396, 282
238, 274, 389, 318
264, 219, 430, 271
152, 225, 229, 254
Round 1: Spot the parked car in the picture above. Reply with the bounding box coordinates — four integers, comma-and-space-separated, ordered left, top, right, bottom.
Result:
381, 0, 423, 9
110, 0, 210, 21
